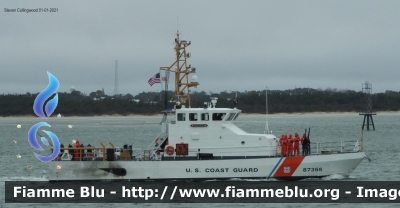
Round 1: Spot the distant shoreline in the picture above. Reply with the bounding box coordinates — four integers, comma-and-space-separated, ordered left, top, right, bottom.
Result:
2, 111, 399, 118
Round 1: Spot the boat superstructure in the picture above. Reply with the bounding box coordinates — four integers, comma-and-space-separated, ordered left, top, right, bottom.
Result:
48, 32, 367, 181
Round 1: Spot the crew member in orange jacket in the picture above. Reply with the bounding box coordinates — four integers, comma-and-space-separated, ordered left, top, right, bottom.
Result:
293, 133, 300, 156
284, 134, 289, 156
279, 134, 287, 157
287, 134, 294, 156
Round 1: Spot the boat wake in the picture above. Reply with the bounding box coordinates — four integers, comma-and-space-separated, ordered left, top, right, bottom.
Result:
228, 178, 277, 182
321, 174, 346, 180
0, 176, 48, 181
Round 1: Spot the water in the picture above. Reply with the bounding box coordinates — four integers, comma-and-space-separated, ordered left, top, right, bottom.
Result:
1, 113, 399, 207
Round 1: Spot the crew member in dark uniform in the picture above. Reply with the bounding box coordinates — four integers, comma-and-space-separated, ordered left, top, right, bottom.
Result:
302, 134, 309, 156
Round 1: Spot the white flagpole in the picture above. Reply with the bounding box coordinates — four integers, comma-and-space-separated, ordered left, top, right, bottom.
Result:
159, 71, 162, 102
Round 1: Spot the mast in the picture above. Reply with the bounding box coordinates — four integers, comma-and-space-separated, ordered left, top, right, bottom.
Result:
264, 86, 270, 134
160, 31, 198, 108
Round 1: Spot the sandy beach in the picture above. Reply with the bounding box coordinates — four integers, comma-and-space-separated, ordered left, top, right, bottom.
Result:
3, 111, 399, 119
241, 111, 400, 117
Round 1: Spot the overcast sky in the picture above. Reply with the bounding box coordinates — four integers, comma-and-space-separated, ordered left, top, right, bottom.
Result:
1, 0, 399, 96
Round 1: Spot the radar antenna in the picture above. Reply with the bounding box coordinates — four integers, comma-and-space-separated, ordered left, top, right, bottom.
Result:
160, 32, 198, 108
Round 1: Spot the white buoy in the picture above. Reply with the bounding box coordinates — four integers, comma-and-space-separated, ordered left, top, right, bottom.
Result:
13, 140, 17, 143
68, 125, 73, 128
72, 139, 76, 144
16, 154, 21, 158
17, 125, 21, 128
57, 113, 61, 118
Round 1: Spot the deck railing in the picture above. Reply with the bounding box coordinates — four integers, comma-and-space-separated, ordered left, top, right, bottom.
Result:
52, 142, 142, 161
311, 140, 360, 155
52, 139, 361, 162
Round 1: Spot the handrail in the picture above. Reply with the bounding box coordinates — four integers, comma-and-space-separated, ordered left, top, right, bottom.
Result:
52, 142, 127, 161
312, 140, 359, 144
146, 132, 168, 150
52, 147, 106, 150
51, 138, 361, 161
361, 125, 364, 152
100, 143, 106, 161
312, 140, 360, 155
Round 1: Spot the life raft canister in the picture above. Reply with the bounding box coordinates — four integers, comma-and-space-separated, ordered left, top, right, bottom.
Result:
165, 145, 175, 155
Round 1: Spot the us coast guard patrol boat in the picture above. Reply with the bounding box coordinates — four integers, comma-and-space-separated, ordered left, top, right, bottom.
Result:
48, 32, 367, 181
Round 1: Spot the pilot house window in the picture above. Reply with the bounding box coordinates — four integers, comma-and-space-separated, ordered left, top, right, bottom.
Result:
212, 113, 226, 121
177, 113, 186, 121
189, 113, 198, 121
226, 113, 236, 121
201, 113, 209, 121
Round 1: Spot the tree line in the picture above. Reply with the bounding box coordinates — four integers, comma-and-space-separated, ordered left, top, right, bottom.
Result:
1, 88, 400, 117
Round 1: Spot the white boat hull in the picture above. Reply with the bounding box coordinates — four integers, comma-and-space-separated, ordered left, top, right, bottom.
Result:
49, 152, 365, 181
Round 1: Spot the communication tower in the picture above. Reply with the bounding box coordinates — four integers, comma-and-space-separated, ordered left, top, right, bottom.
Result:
114, 60, 119, 95
359, 81, 376, 130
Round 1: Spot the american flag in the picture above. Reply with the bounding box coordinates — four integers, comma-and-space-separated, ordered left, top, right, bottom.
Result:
148, 73, 161, 86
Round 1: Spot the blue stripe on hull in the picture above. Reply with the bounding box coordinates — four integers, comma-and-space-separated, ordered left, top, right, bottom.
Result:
267, 157, 284, 179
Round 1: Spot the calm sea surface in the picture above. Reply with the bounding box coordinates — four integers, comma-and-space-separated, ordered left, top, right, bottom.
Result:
1, 113, 399, 207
